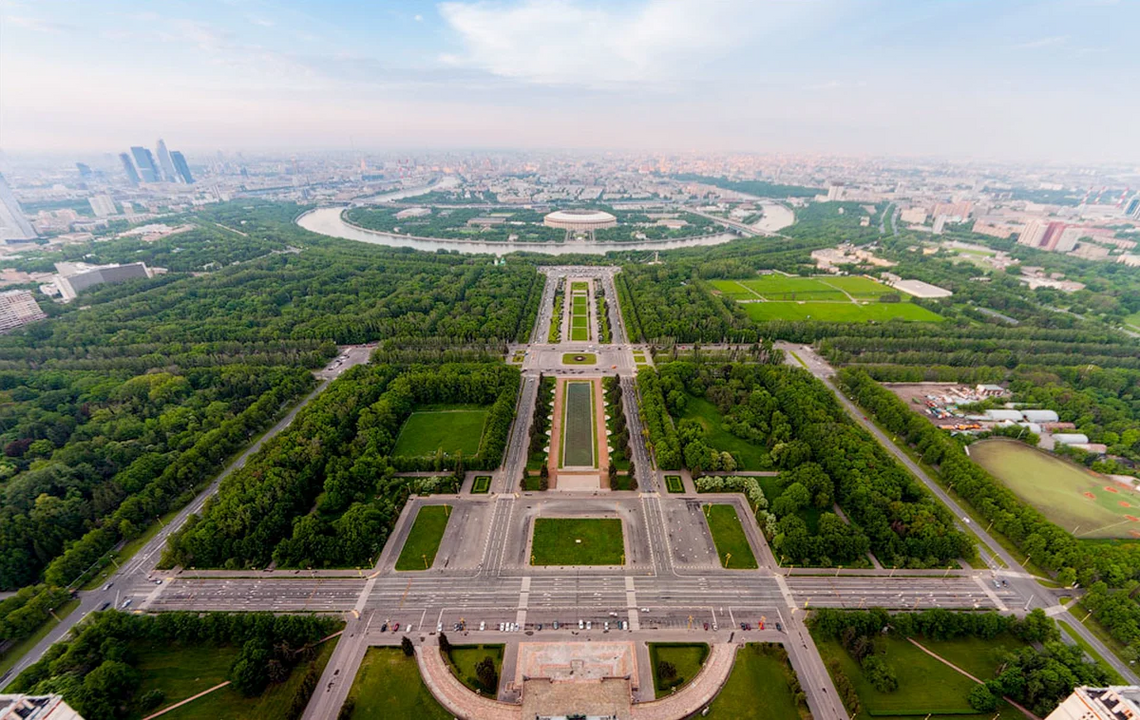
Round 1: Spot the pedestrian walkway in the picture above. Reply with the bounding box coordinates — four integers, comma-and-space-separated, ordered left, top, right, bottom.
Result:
417, 642, 522, 720
629, 642, 736, 720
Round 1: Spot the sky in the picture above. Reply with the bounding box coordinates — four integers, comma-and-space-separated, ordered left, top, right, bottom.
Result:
1, 0, 1138, 162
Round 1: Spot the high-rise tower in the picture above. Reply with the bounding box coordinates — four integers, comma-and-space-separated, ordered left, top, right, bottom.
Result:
156, 139, 178, 182
119, 153, 141, 186
130, 146, 159, 183
170, 152, 194, 184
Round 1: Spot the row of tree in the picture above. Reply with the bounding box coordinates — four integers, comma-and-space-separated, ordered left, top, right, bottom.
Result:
839, 367, 1140, 648
8, 610, 340, 720
163, 362, 520, 570
657, 362, 973, 568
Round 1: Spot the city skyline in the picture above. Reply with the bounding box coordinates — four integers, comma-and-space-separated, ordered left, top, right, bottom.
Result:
1, 0, 1138, 162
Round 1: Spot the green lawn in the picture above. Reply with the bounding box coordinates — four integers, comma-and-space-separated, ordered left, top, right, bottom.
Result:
162, 637, 338, 720
562, 353, 597, 365
392, 406, 489, 458
743, 301, 944, 323
571, 281, 588, 291
561, 381, 596, 468
704, 504, 759, 569
342, 648, 452, 720
395, 505, 452, 571
680, 395, 769, 469
531, 518, 624, 565
649, 643, 709, 696
471, 475, 491, 493
447, 644, 504, 696
134, 642, 241, 707
570, 327, 589, 341
971, 439, 1140, 538
816, 634, 1026, 719
706, 644, 803, 720
665, 475, 684, 493
821, 276, 897, 298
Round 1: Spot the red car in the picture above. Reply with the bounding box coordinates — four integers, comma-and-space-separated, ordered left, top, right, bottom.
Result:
392, 622, 400, 632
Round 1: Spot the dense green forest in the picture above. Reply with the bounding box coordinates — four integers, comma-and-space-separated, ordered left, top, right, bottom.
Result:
0, 202, 544, 660
8, 610, 340, 720
641, 362, 974, 568
163, 361, 519, 570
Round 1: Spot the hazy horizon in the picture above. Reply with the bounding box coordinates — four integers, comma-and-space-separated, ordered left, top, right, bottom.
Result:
2, 0, 1139, 164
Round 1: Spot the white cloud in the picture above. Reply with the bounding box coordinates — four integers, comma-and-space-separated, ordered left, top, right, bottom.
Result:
1014, 35, 1067, 50
438, 0, 816, 87
414, 14, 424, 21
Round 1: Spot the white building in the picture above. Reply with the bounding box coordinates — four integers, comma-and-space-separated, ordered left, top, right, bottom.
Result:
1022, 409, 1060, 423
1047, 686, 1140, 720
88, 195, 117, 217
53, 262, 151, 302
0, 694, 84, 720
0, 290, 47, 333
1054, 433, 1090, 446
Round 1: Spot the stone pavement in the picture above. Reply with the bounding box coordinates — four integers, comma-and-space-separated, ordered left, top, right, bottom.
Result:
629, 642, 736, 720
417, 642, 521, 720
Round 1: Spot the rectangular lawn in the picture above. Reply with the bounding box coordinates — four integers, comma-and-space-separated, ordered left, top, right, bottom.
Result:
531, 517, 624, 565
743, 301, 943, 323
665, 475, 684, 493
704, 504, 759, 569
561, 381, 596, 468
392, 406, 488, 458
395, 505, 451, 571
471, 475, 491, 494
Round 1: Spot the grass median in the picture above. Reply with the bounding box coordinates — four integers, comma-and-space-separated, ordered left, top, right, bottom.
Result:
704, 504, 758, 569
530, 518, 624, 566
395, 505, 452, 571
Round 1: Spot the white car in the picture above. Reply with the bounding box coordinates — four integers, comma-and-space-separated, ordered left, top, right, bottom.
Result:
437, 623, 443, 632
578, 619, 584, 629
479, 621, 485, 631
586, 621, 592, 630
604, 621, 609, 631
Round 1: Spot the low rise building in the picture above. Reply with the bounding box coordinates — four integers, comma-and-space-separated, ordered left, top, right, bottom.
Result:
52, 262, 151, 301
1047, 686, 1140, 720
0, 289, 47, 333
0, 694, 83, 720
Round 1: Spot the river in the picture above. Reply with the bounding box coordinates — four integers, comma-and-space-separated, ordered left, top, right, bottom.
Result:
296, 207, 746, 256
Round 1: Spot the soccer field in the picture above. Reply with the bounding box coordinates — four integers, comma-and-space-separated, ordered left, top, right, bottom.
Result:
392, 407, 488, 457
561, 381, 596, 468
712, 275, 943, 323
742, 301, 943, 323
971, 439, 1140, 538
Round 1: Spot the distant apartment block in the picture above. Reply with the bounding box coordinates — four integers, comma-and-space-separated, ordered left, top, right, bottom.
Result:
88, 195, 117, 217
53, 262, 151, 301
899, 207, 928, 224
1019, 219, 1072, 251
0, 290, 47, 333
0, 172, 37, 241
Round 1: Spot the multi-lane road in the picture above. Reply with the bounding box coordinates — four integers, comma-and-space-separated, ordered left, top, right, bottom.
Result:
15, 267, 1136, 720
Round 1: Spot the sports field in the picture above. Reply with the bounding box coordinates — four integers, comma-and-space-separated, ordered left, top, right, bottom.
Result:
970, 439, 1140, 538
711, 275, 943, 323
742, 301, 943, 323
392, 406, 488, 457
561, 381, 596, 467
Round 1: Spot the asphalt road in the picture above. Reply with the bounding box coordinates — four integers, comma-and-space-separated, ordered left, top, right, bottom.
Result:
7, 345, 376, 681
